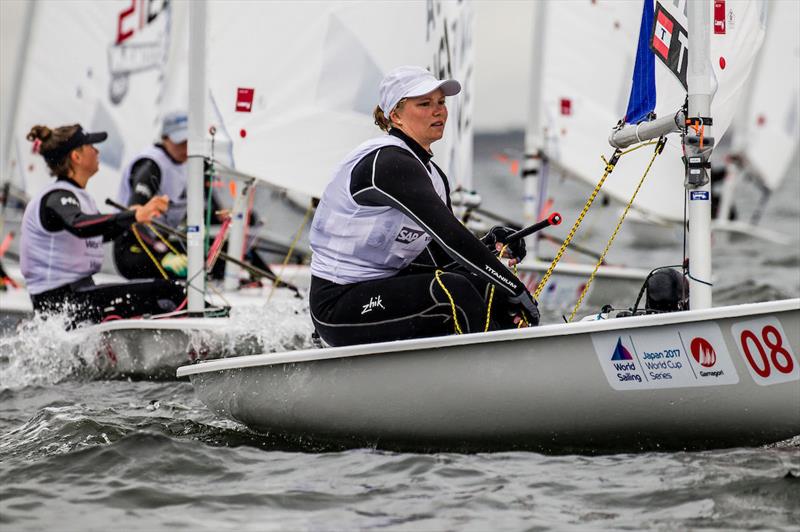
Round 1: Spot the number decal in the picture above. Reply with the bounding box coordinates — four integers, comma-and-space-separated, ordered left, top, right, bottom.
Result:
740, 329, 770, 378
763, 325, 794, 374
732, 317, 799, 386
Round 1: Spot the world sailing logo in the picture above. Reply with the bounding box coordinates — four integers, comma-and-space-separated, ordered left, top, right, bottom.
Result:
610, 337, 633, 361
609, 336, 642, 383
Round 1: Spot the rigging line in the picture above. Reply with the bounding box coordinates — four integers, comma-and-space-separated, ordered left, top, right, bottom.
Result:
435, 269, 463, 335
130, 224, 169, 280
534, 148, 623, 300
484, 244, 528, 332
568, 137, 666, 322
686, 271, 713, 286
203, 276, 231, 308
145, 222, 182, 255
267, 200, 314, 302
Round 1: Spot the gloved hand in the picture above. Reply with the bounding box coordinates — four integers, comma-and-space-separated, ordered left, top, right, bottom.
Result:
481, 225, 526, 263
508, 288, 540, 326
161, 252, 188, 277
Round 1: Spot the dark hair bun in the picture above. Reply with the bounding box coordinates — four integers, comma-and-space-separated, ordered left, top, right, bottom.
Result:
27, 125, 53, 143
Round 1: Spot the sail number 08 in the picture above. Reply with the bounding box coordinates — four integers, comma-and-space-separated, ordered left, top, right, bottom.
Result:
739, 325, 795, 378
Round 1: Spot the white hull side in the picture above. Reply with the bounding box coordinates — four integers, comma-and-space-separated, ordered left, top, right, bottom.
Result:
76, 318, 264, 379
180, 300, 800, 452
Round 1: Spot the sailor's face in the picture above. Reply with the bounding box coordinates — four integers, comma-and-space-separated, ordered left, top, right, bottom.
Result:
173, 141, 188, 163
392, 88, 448, 150
75, 144, 100, 175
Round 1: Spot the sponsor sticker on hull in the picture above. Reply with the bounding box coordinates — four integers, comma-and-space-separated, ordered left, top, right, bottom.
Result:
592, 322, 739, 390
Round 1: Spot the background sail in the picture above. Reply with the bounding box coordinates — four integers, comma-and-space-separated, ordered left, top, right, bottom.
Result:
5, 0, 175, 210
739, 0, 800, 192
539, 0, 764, 223
204, 1, 474, 198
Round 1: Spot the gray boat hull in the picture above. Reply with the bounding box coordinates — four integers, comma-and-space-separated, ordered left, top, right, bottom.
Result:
180, 299, 800, 453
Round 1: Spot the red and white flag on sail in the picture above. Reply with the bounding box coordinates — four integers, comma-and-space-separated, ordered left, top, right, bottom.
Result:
652, 9, 673, 59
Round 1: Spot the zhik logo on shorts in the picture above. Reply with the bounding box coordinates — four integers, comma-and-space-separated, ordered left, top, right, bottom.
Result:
361, 295, 386, 315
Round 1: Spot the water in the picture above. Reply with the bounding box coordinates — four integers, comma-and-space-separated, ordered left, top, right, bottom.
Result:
2, 132, 799, 530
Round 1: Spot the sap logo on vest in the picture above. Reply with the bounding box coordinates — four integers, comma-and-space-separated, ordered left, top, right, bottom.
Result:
60, 196, 79, 207
395, 226, 425, 244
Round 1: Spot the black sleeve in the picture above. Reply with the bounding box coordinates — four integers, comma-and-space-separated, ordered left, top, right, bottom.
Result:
41, 190, 137, 241
127, 158, 162, 205
350, 147, 525, 296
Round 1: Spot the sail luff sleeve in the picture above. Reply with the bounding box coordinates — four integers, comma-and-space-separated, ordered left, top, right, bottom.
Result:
624, 0, 657, 125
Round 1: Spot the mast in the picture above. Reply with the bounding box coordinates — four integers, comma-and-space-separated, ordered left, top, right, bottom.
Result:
2, 0, 37, 184
685, 0, 716, 309
187, 0, 207, 313
521, 1, 548, 256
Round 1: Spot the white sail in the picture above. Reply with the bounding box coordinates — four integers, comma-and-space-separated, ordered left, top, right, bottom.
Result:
5, 0, 176, 209
739, 0, 800, 192
204, 0, 474, 198
539, 0, 764, 223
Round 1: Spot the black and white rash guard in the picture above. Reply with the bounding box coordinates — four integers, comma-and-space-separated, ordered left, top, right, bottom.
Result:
310, 128, 525, 297
20, 176, 135, 294
37, 177, 135, 240
117, 144, 187, 228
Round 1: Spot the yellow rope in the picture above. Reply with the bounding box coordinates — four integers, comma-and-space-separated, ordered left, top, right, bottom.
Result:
131, 224, 169, 279
533, 148, 623, 300
484, 285, 495, 332
145, 223, 182, 255
435, 269, 463, 334
620, 139, 659, 155
484, 243, 530, 330
567, 138, 666, 322
268, 201, 314, 301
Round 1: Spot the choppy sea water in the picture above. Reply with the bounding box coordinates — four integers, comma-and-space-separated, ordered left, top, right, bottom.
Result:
1, 132, 799, 530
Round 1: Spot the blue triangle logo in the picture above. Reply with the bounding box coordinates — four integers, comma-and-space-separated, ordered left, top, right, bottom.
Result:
611, 337, 634, 361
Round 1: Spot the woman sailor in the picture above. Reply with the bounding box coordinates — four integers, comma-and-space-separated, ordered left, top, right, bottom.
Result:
20, 123, 181, 325
309, 66, 539, 347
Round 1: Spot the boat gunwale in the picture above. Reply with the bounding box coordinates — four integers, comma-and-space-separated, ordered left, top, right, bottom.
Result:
76, 316, 235, 334
176, 298, 800, 377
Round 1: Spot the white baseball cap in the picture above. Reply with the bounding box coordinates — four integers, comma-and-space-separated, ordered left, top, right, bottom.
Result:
161, 111, 188, 144
379, 66, 461, 117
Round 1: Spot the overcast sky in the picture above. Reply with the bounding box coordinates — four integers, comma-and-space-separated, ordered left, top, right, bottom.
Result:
1, 1, 534, 134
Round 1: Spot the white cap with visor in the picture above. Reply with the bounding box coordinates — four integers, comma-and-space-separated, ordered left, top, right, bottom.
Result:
378, 66, 461, 118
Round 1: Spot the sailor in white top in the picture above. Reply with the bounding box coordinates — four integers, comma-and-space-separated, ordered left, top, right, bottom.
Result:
20, 123, 182, 326
309, 66, 539, 347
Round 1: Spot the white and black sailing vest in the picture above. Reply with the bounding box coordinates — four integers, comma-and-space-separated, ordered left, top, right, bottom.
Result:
117, 145, 187, 228
20, 181, 105, 295
310, 135, 448, 284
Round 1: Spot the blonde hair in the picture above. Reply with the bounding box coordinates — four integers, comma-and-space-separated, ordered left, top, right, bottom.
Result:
27, 124, 81, 177
372, 99, 407, 132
